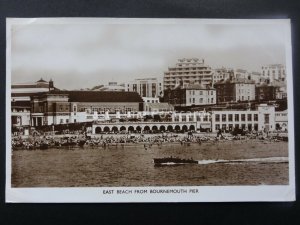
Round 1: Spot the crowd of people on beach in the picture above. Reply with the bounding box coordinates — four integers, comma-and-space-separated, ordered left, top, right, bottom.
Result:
11, 129, 287, 151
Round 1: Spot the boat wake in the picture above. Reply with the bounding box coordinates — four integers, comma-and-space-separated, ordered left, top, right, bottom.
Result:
197, 157, 289, 165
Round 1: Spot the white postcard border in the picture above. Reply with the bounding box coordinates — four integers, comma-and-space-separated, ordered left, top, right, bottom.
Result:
5, 18, 296, 203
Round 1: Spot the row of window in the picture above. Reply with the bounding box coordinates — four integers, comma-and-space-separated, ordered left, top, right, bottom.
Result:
59, 118, 77, 124
238, 89, 251, 94
174, 115, 209, 122
189, 90, 215, 95
79, 107, 134, 113
215, 123, 258, 131
189, 98, 214, 104
275, 113, 288, 117
215, 114, 258, 122
165, 72, 212, 77
238, 96, 251, 101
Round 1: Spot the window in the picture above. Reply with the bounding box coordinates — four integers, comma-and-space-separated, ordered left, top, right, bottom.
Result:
222, 114, 226, 122
215, 124, 220, 130
192, 98, 195, 103
60, 119, 63, 124
215, 114, 220, 122
211, 98, 214, 103
248, 124, 252, 131
199, 98, 203, 103
73, 105, 77, 115
228, 114, 233, 122
66, 119, 69, 124
264, 114, 270, 124
235, 114, 239, 121
254, 114, 258, 121
241, 114, 245, 121
200, 91, 203, 95
247, 114, 252, 121
254, 124, 258, 131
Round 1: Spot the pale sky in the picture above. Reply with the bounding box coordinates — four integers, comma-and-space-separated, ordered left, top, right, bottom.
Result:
10, 19, 288, 90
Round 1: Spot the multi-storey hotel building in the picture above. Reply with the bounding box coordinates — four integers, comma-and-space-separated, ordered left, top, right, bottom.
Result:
163, 58, 213, 90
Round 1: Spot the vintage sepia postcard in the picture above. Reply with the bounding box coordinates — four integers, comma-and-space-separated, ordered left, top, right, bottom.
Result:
6, 18, 295, 202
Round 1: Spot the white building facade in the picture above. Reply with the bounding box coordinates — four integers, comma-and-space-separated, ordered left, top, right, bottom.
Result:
235, 82, 256, 102
211, 104, 275, 132
185, 84, 216, 106
213, 68, 233, 84
124, 77, 163, 98
261, 64, 286, 83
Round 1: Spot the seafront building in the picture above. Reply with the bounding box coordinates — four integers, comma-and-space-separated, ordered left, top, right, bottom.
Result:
164, 83, 216, 107
163, 58, 213, 90
214, 78, 256, 103
92, 82, 125, 92
255, 80, 287, 101
11, 62, 288, 135
261, 64, 286, 83
11, 78, 56, 131
213, 68, 233, 84
30, 91, 143, 126
11, 78, 55, 102
210, 104, 275, 132
91, 104, 278, 134
124, 77, 163, 98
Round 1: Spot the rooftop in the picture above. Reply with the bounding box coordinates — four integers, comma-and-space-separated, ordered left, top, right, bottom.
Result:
37, 78, 47, 83
214, 78, 255, 85
146, 102, 174, 109
45, 91, 143, 103
185, 83, 215, 90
